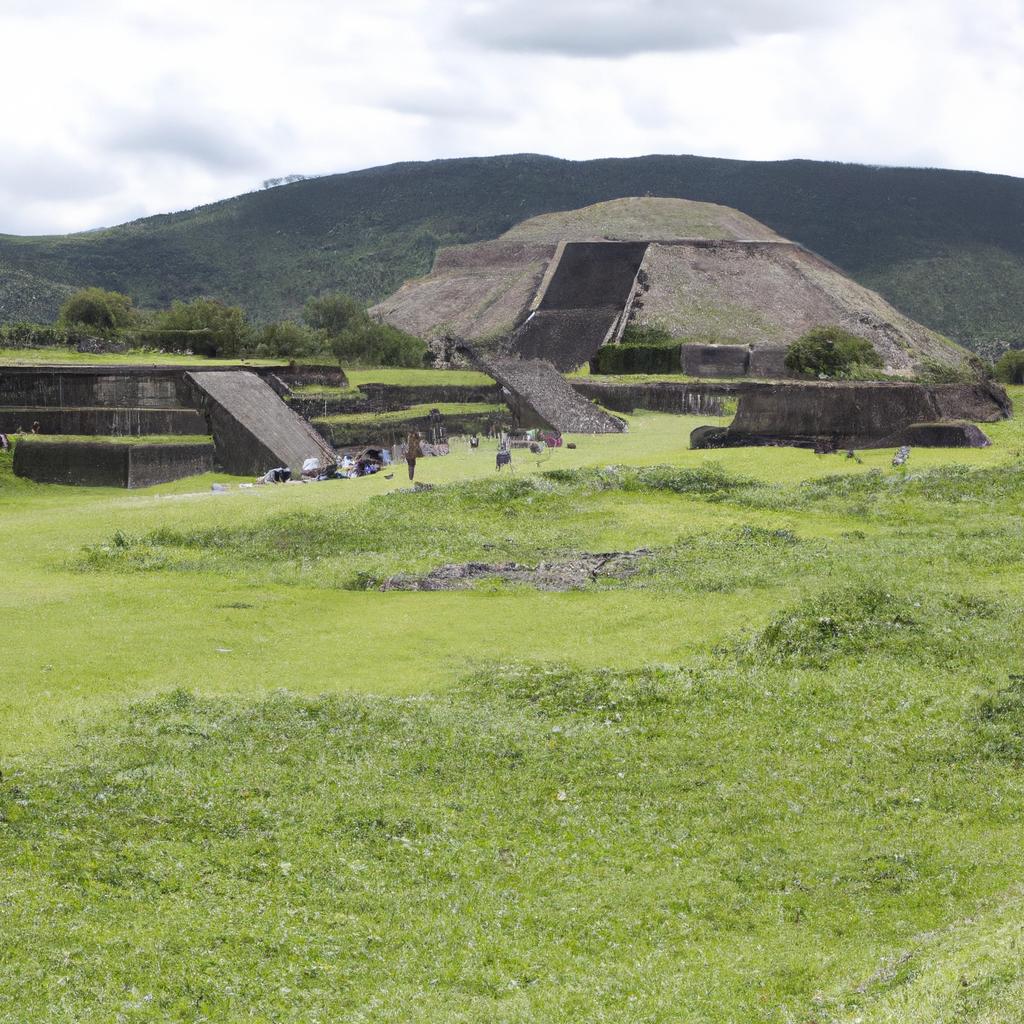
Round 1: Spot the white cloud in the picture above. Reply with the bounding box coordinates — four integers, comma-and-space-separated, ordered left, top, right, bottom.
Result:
0, 0, 1022, 234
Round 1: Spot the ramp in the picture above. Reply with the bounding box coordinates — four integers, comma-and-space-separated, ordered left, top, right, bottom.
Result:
476, 355, 626, 434
186, 370, 336, 475
508, 241, 649, 370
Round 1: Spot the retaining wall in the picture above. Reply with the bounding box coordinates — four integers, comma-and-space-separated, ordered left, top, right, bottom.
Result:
570, 380, 734, 416
0, 406, 207, 435
694, 381, 1011, 449
13, 439, 214, 487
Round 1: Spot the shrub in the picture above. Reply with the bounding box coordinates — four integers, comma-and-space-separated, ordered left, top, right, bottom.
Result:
591, 343, 680, 374
993, 348, 1024, 384
58, 288, 137, 334
916, 353, 988, 384
592, 324, 681, 374
305, 292, 427, 367
144, 298, 251, 357
784, 326, 883, 378
250, 320, 324, 359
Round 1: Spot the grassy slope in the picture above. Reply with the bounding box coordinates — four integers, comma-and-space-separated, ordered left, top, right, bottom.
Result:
1, 154, 1023, 350
2, 396, 1024, 1021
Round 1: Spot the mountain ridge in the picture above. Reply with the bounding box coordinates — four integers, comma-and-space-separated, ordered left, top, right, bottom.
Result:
1, 152, 1023, 354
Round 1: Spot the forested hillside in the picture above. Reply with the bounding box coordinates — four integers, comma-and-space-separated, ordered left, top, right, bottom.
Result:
2, 153, 1023, 354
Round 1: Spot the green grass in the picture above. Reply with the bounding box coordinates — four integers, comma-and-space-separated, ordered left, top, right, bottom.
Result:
15, 434, 211, 446
0, 346, 285, 367
314, 402, 503, 426
2, 392, 1024, 1021
343, 367, 495, 387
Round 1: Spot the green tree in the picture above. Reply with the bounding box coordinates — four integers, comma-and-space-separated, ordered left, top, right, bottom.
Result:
149, 298, 251, 357
304, 292, 427, 367
303, 294, 365, 336
993, 348, 1024, 384
58, 288, 137, 334
251, 321, 325, 359
784, 326, 884, 378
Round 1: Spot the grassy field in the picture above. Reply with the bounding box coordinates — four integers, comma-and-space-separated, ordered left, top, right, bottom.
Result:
14, 433, 212, 446
0, 346, 290, 367
2, 394, 1023, 1021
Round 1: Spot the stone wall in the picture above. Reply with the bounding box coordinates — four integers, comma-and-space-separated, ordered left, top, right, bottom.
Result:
692, 381, 1011, 449
0, 406, 206, 435
571, 380, 733, 416
13, 439, 214, 488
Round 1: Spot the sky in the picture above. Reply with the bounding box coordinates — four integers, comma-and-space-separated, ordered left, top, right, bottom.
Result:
2, 0, 1023, 235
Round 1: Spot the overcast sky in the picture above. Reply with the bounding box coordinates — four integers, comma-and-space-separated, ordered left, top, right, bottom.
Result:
2, 0, 1023, 235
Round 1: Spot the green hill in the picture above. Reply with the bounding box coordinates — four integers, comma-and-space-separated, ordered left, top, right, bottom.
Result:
2, 153, 1024, 354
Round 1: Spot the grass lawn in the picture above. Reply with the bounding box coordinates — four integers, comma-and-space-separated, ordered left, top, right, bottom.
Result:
14, 434, 212, 446
343, 367, 495, 387
314, 402, 505, 426
0, 346, 286, 367
1, 392, 1023, 1021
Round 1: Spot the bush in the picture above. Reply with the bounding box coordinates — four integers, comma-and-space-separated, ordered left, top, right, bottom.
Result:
915, 353, 987, 384
144, 298, 251, 357
591, 343, 680, 374
304, 292, 428, 367
58, 288, 137, 334
993, 348, 1024, 384
250, 321, 324, 359
784, 326, 883, 378
591, 325, 681, 374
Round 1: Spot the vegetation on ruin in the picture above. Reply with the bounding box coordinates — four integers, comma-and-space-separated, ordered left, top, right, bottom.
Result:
1, 390, 1024, 1020
784, 325, 885, 378
3, 154, 1024, 354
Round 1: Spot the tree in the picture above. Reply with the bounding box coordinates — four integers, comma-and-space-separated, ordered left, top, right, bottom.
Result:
251, 320, 324, 358
304, 292, 427, 367
994, 348, 1024, 384
303, 294, 365, 336
784, 326, 883, 378
58, 288, 137, 333
148, 298, 251, 357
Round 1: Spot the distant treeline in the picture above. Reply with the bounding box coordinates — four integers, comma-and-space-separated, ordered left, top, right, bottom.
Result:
2, 287, 429, 367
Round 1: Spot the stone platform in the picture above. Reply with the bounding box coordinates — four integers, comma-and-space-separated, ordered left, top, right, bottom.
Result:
689, 380, 1011, 449
13, 438, 215, 488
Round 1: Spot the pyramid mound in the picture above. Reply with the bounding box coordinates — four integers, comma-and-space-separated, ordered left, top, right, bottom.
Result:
371, 197, 964, 373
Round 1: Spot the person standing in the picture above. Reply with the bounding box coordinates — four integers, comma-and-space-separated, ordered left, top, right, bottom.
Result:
405, 430, 423, 481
